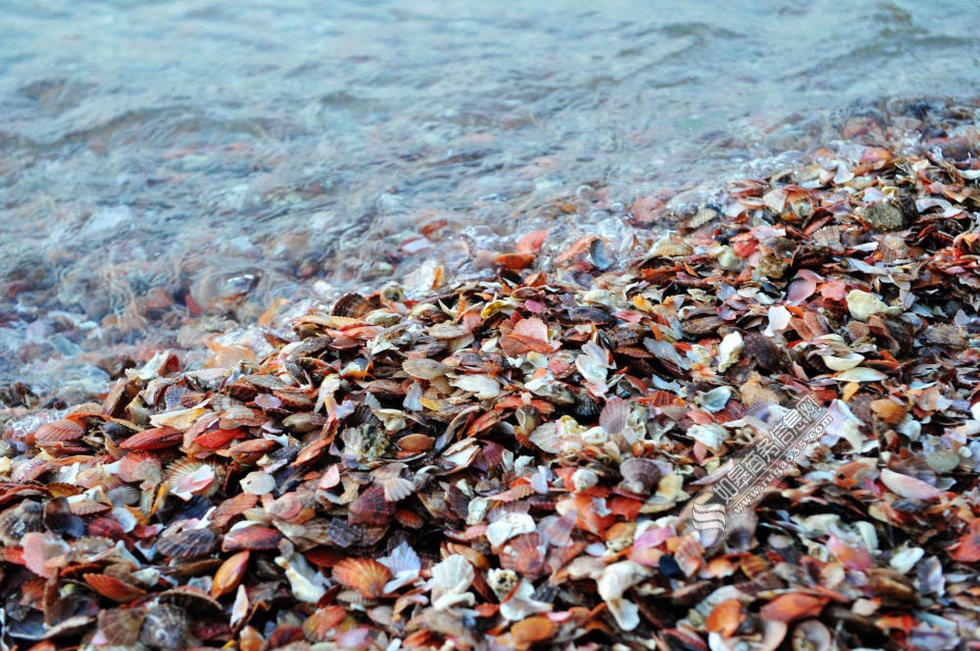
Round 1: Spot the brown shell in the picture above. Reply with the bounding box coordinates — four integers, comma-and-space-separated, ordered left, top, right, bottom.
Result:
156, 527, 218, 559
266, 492, 313, 525
509, 615, 558, 647
302, 605, 348, 643
211, 550, 250, 598
402, 357, 452, 380
332, 557, 391, 599
83, 573, 147, 603
348, 486, 395, 526
0, 500, 44, 545
210, 492, 259, 531
396, 433, 435, 452
88, 516, 129, 540
619, 457, 663, 495
332, 292, 376, 318
680, 316, 724, 337
158, 585, 224, 616
97, 607, 146, 647
139, 603, 190, 649
119, 426, 183, 451
221, 525, 283, 552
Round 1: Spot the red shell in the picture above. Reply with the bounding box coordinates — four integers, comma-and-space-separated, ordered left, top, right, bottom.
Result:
119, 426, 183, 451
32, 419, 85, 444
83, 573, 147, 603
348, 486, 394, 526
221, 525, 283, 552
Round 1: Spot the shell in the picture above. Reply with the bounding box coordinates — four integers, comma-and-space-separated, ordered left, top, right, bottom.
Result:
221, 524, 283, 552
380, 476, 416, 502
759, 593, 829, 623
139, 603, 190, 649
508, 615, 557, 647
83, 573, 147, 602
402, 357, 451, 380
97, 607, 146, 647
348, 486, 394, 526
0, 500, 44, 545
498, 532, 547, 578
619, 458, 663, 495
32, 419, 86, 444
869, 398, 907, 425
926, 450, 961, 474
303, 605, 348, 642
396, 433, 435, 452
332, 557, 391, 599
158, 586, 224, 616
704, 599, 745, 637
119, 426, 183, 451
791, 619, 832, 651
212, 550, 250, 598
118, 451, 163, 485
156, 527, 218, 559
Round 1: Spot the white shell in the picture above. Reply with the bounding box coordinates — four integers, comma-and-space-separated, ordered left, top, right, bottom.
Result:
846, 289, 892, 322
820, 352, 864, 371
835, 367, 887, 383
449, 374, 501, 399
486, 512, 536, 547
717, 332, 743, 372
240, 471, 276, 495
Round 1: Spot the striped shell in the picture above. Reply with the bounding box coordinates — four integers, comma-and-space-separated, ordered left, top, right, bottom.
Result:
83, 573, 147, 603
97, 607, 146, 647
119, 426, 183, 451
0, 501, 44, 546
139, 603, 190, 649
156, 527, 218, 559
332, 557, 391, 599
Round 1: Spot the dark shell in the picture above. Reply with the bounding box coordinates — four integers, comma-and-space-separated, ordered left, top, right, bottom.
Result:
0, 500, 44, 546
97, 607, 146, 647
156, 527, 218, 559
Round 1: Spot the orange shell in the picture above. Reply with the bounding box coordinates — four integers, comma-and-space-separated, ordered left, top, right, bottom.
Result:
759, 593, 829, 622
212, 550, 250, 598
118, 451, 163, 484
83, 573, 147, 603
870, 398, 907, 425
221, 525, 283, 552
303, 605, 349, 642
397, 433, 435, 452
705, 599, 744, 638
119, 426, 183, 451
332, 557, 391, 599
210, 493, 259, 531
509, 615, 557, 647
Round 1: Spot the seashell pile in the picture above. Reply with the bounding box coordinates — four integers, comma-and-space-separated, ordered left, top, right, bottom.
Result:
2, 104, 980, 650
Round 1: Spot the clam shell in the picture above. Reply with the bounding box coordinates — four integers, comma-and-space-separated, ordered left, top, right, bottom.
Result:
402, 357, 451, 380
332, 557, 392, 599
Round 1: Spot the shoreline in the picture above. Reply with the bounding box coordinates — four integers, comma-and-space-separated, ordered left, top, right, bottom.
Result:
1, 100, 980, 649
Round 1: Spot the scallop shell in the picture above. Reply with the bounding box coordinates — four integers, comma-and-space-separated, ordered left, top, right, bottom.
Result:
619, 458, 663, 495
210, 492, 259, 530
332, 557, 392, 599
303, 605, 348, 642
381, 476, 416, 502
139, 603, 190, 650
266, 492, 313, 524
649, 234, 694, 257
396, 433, 435, 452
508, 615, 558, 647
118, 451, 163, 485
498, 532, 547, 578
221, 523, 284, 552
119, 426, 183, 451
32, 419, 85, 444
156, 526, 218, 559
348, 486, 394, 526
97, 607, 146, 647
83, 573, 147, 602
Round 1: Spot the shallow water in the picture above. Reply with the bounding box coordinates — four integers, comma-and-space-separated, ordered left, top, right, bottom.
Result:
1, 0, 979, 401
